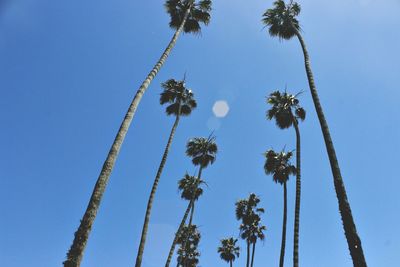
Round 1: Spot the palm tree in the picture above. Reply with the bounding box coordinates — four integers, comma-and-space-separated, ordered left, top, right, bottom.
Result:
235, 194, 265, 267
176, 225, 201, 267
218, 237, 240, 267
135, 79, 197, 267
248, 220, 266, 267
165, 136, 218, 267
267, 90, 305, 267
165, 174, 205, 267
64, 1, 212, 266
262, 1, 367, 266
264, 149, 296, 267
185, 135, 218, 225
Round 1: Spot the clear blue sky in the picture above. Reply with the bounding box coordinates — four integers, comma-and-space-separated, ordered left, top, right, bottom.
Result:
1, 0, 400, 266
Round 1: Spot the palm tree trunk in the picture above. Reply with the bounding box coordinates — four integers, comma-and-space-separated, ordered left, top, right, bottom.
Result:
135, 112, 181, 267
295, 31, 367, 267
250, 242, 256, 267
165, 200, 193, 267
230, 260, 233, 267
63, 7, 192, 267
279, 182, 287, 267
246, 240, 250, 267
293, 119, 301, 267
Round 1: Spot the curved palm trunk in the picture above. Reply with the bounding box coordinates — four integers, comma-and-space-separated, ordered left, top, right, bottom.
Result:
279, 182, 287, 267
63, 7, 192, 267
250, 242, 256, 267
293, 119, 301, 267
246, 240, 250, 267
295, 31, 367, 267
165, 200, 193, 267
135, 112, 181, 267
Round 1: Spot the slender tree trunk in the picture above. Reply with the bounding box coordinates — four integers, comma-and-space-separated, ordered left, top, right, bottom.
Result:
246, 240, 250, 267
230, 260, 233, 267
135, 112, 181, 267
165, 200, 193, 267
293, 119, 301, 267
279, 183, 287, 267
295, 31, 367, 267
63, 7, 192, 267
250, 242, 256, 267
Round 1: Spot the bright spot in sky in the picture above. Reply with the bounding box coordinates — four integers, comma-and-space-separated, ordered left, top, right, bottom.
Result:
212, 100, 229, 118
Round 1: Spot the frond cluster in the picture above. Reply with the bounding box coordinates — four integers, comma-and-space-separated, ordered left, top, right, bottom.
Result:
264, 149, 296, 184
176, 225, 201, 267
217, 237, 240, 263
267, 90, 306, 129
160, 78, 197, 116
178, 173, 204, 201
262, 0, 301, 40
235, 194, 266, 244
186, 135, 218, 168
165, 0, 212, 34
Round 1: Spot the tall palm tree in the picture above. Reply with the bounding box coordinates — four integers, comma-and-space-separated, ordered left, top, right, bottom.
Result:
264, 149, 296, 267
135, 79, 197, 267
64, 1, 212, 266
218, 237, 240, 267
185, 135, 218, 225
176, 225, 201, 267
267, 90, 305, 267
165, 136, 218, 267
262, 1, 367, 266
165, 174, 204, 267
235, 194, 265, 267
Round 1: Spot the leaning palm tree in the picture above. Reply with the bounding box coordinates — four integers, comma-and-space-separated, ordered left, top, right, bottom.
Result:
264, 149, 296, 267
235, 194, 265, 267
64, 1, 212, 266
267, 90, 305, 267
165, 136, 218, 267
135, 79, 197, 267
218, 237, 240, 267
262, 1, 367, 266
165, 174, 204, 267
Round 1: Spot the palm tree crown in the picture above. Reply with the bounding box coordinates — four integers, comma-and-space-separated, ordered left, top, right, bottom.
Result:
267, 90, 305, 129
218, 238, 240, 264
178, 174, 205, 201
262, 0, 301, 40
160, 79, 197, 116
165, 0, 212, 34
186, 135, 218, 168
264, 149, 296, 184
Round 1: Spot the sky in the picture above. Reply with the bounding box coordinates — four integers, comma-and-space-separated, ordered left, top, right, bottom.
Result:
1, 0, 400, 266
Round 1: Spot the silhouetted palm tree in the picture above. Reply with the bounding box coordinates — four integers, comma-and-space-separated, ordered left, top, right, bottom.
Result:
248, 221, 266, 267
185, 135, 218, 224
64, 1, 211, 266
262, 2, 367, 266
135, 79, 197, 267
264, 149, 295, 267
267, 90, 305, 266
176, 225, 201, 267
218, 237, 240, 267
165, 174, 204, 267
165, 136, 217, 267
235, 194, 265, 267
